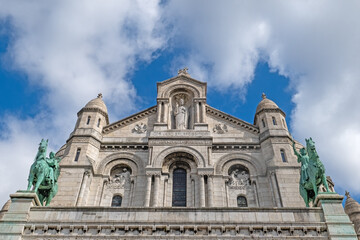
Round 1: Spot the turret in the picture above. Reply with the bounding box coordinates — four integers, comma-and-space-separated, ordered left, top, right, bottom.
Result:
254, 93, 289, 141
63, 93, 109, 164
75, 93, 109, 132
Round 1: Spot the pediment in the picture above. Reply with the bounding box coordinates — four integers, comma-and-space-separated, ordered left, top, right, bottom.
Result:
102, 106, 157, 137
206, 106, 259, 138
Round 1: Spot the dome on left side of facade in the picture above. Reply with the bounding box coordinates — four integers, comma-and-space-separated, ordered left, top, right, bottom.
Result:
84, 93, 108, 113
1, 199, 11, 211
255, 93, 280, 114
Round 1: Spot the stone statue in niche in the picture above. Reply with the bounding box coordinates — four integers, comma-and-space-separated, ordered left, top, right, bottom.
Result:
228, 169, 250, 189
174, 97, 188, 130
133, 122, 147, 133
106, 168, 131, 189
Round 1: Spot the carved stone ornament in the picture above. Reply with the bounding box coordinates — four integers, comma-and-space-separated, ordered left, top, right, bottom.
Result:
228, 170, 250, 189
133, 122, 147, 133
105, 168, 131, 189
213, 123, 228, 134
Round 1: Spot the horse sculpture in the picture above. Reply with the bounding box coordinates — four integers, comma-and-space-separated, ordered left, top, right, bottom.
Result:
27, 139, 61, 206
293, 137, 329, 207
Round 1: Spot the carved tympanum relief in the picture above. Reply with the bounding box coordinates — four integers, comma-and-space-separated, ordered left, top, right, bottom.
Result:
227, 165, 250, 190
106, 168, 131, 190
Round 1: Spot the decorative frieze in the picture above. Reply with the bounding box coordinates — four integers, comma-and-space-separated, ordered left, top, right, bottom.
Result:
22, 224, 328, 238
212, 144, 260, 151
100, 145, 149, 150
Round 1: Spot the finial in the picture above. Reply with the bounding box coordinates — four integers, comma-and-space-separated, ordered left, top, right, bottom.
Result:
178, 67, 190, 76
345, 191, 351, 198
97, 93, 103, 99
261, 93, 266, 99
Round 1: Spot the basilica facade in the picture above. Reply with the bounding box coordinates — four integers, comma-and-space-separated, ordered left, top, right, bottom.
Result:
0, 69, 358, 239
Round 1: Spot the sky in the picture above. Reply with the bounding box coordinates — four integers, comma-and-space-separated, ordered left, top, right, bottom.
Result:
0, 0, 360, 206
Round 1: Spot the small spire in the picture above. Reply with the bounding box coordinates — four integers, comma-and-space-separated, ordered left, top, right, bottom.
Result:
261, 93, 267, 99
345, 191, 351, 198
178, 67, 190, 76
97, 93, 103, 99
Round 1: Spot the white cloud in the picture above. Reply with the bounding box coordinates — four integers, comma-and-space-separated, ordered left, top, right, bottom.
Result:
0, 0, 165, 205
164, 0, 360, 194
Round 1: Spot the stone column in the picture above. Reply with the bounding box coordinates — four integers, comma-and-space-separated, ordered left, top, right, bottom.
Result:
315, 193, 358, 239
225, 179, 229, 207
0, 191, 41, 240
152, 174, 160, 207
201, 101, 206, 123
195, 100, 200, 123
207, 175, 214, 207
156, 100, 162, 123
199, 175, 206, 207
76, 170, 90, 206
163, 100, 169, 124
144, 174, 152, 207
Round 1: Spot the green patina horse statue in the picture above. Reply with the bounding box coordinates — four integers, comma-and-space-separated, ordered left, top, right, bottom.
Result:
293, 137, 330, 207
27, 139, 61, 206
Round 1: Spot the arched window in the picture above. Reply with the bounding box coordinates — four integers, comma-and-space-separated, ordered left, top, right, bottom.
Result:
74, 148, 81, 162
237, 196, 247, 207
172, 168, 187, 207
111, 195, 122, 207
86, 116, 91, 125
272, 116, 277, 125
261, 119, 266, 128
97, 118, 101, 127
280, 149, 287, 162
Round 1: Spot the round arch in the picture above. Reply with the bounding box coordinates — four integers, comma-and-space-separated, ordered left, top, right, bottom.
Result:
162, 84, 201, 98
153, 146, 206, 168
96, 152, 144, 176
215, 153, 265, 177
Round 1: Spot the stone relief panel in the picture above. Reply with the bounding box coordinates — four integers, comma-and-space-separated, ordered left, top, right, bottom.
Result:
132, 122, 147, 133
213, 123, 228, 134
100, 166, 133, 207
228, 169, 250, 189
225, 164, 257, 207
105, 168, 131, 190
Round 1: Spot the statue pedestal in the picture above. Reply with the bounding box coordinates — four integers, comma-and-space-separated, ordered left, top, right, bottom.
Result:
0, 190, 40, 240
315, 192, 358, 239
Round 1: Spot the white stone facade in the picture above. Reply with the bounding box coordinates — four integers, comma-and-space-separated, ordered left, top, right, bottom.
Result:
52, 71, 305, 209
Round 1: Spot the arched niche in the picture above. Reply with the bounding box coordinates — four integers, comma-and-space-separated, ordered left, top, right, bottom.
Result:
162, 84, 201, 99
169, 89, 195, 129
215, 153, 264, 177
162, 152, 198, 174
96, 152, 144, 176
154, 146, 205, 169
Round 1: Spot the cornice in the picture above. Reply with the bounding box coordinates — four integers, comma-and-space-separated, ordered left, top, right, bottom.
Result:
102, 106, 157, 134
206, 106, 259, 134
